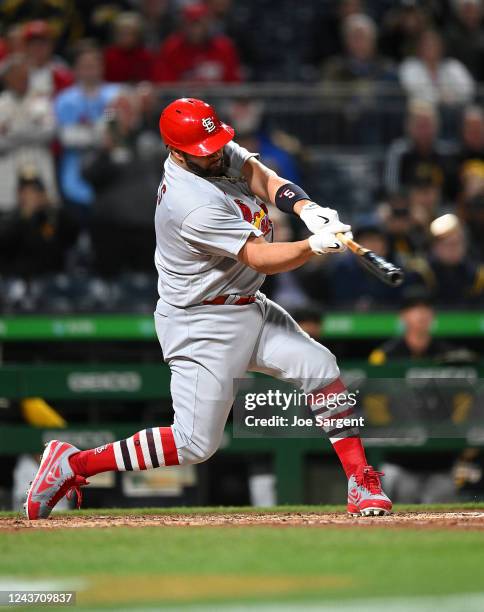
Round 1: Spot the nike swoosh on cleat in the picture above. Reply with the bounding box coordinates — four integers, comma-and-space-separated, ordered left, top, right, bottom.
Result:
32, 443, 67, 495
44, 465, 62, 486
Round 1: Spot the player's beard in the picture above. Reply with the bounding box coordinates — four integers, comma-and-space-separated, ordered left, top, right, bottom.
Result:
184, 154, 227, 178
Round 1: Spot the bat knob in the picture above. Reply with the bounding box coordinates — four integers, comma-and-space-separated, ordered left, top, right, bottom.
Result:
388, 268, 405, 287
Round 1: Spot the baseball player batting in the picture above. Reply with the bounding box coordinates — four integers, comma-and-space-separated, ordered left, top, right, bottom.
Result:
25, 98, 392, 519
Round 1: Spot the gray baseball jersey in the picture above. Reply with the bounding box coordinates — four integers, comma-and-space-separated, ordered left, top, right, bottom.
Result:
154, 140, 274, 314
152, 139, 341, 469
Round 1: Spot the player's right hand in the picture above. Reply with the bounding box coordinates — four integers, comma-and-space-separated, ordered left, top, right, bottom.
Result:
308, 229, 347, 255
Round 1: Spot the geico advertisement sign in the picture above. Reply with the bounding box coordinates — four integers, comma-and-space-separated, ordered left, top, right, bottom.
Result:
67, 371, 142, 392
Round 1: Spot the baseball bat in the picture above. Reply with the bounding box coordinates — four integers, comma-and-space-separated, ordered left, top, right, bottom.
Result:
336, 232, 404, 287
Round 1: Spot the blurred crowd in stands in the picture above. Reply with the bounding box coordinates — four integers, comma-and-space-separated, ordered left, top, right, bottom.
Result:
0, 0, 483, 313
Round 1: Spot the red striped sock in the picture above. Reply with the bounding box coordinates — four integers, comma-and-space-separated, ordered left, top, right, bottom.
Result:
69, 427, 179, 477
308, 378, 367, 478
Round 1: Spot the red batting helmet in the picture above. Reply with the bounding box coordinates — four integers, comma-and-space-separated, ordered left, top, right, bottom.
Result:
159, 98, 234, 156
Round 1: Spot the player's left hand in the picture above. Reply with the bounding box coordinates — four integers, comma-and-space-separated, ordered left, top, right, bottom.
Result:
299, 203, 351, 236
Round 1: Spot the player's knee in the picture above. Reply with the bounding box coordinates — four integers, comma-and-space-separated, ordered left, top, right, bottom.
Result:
186, 440, 219, 464
307, 342, 340, 383
172, 424, 222, 465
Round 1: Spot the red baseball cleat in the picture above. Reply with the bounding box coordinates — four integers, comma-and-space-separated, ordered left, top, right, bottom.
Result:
347, 465, 392, 516
24, 440, 89, 520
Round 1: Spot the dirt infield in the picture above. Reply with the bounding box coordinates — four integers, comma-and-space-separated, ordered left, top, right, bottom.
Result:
2, 511, 484, 530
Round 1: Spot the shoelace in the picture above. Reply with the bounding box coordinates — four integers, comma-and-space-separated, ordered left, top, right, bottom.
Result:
356, 466, 384, 494
48, 475, 89, 509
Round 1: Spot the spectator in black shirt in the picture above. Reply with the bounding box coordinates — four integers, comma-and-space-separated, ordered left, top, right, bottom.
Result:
384, 100, 457, 201
308, 0, 365, 67
458, 105, 484, 166
408, 214, 484, 308
0, 170, 79, 279
464, 194, 484, 260
457, 106, 484, 204
0, 0, 83, 55
379, 1, 430, 62
445, 0, 484, 82
407, 176, 442, 235
368, 288, 453, 365
381, 193, 429, 258
82, 90, 162, 277
322, 13, 397, 85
